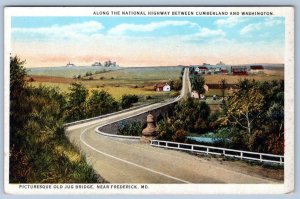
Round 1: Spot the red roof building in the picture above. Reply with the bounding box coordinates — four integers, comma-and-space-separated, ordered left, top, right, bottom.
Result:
231, 66, 248, 75
250, 65, 264, 70
250, 65, 264, 74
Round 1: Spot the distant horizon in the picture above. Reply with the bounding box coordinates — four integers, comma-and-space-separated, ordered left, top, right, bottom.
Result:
24, 62, 285, 69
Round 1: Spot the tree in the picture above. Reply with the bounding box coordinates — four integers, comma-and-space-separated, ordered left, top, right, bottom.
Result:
10, 56, 27, 96
86, 90, 118, 117
68, 83, 88, 107
169, 79, 182, 91
191, 75, 206, 98
198, 101, 211, 121
219, 78, 227, 100
121, 94, 139, 109
157, 120, 174, 141
189, 67, 195, 74
172, 129, 187, 142
258, 80, 284, 133
10, 56, 29, 147
222, 86, 264, 134
65, 83, 88, 121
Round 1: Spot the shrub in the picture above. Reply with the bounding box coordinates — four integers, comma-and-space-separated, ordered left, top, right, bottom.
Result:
172, 129, 187, 142
86, 90, 119, 118
145, 95, 153, 100
118, 121, 143, 136
121, 94, 139, 109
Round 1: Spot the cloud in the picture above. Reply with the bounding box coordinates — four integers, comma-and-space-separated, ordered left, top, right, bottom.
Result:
195, 28, 226, 37
108, 20, 198, 35
240, 23, 262, 35
240, 17, 284, 36
12, 21, 104, 40
264, 17, 284, 27
182, 27, 226, 41
215, 17, 246, 27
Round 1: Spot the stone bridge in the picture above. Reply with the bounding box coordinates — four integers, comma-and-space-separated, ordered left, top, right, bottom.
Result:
99, 102, 176, 135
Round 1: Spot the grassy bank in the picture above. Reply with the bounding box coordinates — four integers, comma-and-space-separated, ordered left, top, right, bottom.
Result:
10, 56, 105, 183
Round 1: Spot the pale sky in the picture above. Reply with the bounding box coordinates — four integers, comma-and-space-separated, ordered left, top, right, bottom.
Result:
11, 16, 285, 67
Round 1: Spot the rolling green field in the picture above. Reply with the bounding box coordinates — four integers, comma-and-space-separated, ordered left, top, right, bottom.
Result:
204, 69, 284, 84
27, 66, 119, 78
28, 66, 284, 101
28, 66, 183, 101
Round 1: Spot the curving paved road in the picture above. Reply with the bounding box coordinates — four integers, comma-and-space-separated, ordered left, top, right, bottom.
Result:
65, 68, 278, 184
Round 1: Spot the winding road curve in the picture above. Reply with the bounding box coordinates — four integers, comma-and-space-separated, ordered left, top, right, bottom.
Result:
65, 68, 278, 184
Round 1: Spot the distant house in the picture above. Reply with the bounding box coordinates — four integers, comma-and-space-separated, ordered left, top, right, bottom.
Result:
191, 85, 208, 99
214, 67, 221, 74
250, 65, 264, 74
221, 67, 228, 74
92, 62, 102, 66
66, 62, 75, 67
191, 91, 205, 99
191, 91, 199, 98
204, 84, 209, 92
198, 66, 209, 74
231, 66, 248, 75
155, 83, 171, 92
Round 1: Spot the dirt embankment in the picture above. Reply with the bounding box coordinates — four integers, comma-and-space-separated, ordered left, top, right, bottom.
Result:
26, 75, 76, 84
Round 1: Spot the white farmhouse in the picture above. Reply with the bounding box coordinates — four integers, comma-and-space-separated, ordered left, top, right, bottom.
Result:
163, 83, 171, 92
155, 83, 171, 92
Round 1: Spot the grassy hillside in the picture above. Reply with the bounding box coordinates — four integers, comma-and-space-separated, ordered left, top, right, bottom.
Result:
10, 56, 105, 183
204, 69, 284, 84
27, 66, 119, 78
28, 66, 183, 101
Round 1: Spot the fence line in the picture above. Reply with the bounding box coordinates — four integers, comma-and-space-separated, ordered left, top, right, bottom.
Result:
150, 140, 284, 164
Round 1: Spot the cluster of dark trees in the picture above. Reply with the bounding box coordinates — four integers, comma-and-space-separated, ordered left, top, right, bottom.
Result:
64, 87, 139, 122
157, 76, 284, 155
221, 79, 284, 154
168, 79, 182, 91
64, 83, 119, 122
9, 56, 137, 183
157, 98, 219, 142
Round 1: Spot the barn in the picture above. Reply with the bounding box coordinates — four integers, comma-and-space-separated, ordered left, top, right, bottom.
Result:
250, 65, 264, 74
231, 66, 248, 75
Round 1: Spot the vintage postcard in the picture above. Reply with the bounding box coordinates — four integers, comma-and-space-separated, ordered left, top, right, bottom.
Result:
4, 6, 294, 194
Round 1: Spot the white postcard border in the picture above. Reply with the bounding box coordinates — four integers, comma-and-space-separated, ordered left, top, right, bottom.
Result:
4, 6, 294, 195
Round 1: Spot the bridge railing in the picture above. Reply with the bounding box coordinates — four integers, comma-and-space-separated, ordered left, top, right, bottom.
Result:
150, 140, 284, 165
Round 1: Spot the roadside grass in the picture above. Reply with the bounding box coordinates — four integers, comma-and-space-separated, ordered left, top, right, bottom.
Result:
42, 132, 105, 183
10, 85, 104, 183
